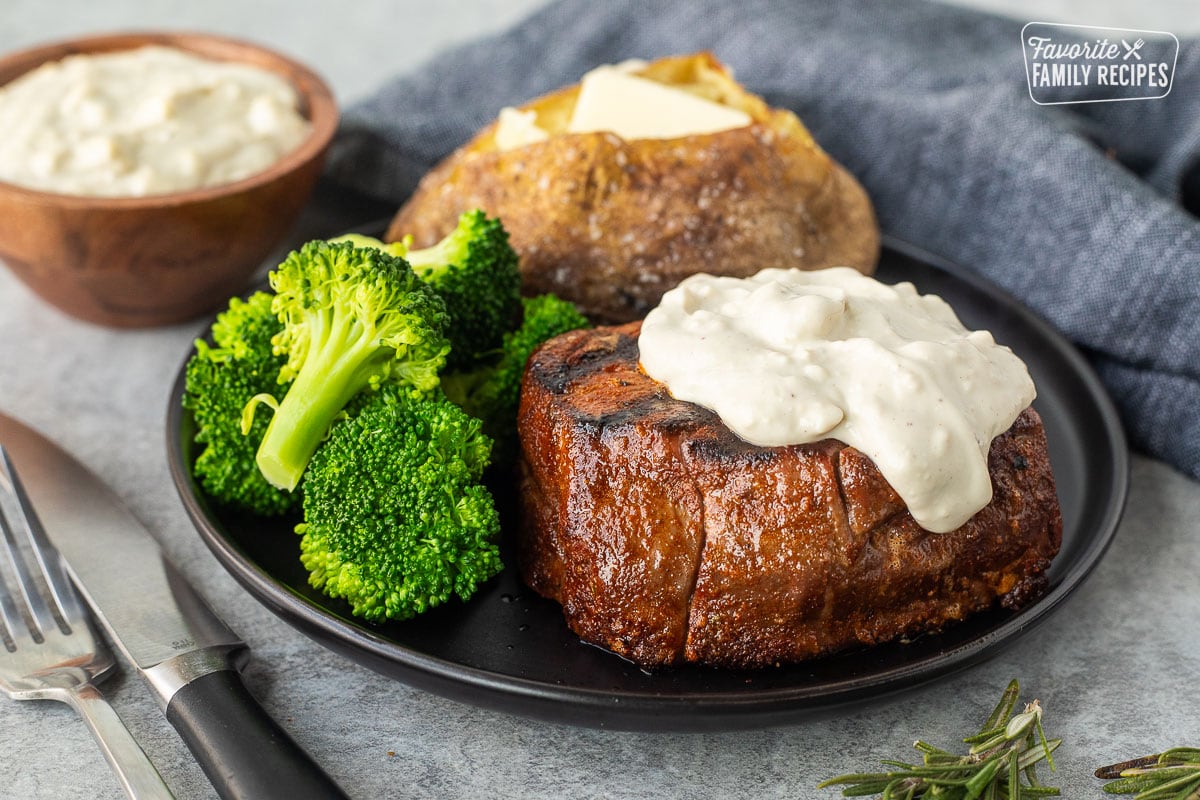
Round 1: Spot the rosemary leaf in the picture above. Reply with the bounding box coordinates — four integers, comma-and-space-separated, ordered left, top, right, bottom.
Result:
818, 773, 895, 787
843, 784, 894, 797
1037, 726, 1055, 771
982, 680, 1022, 733
1009, 746, 1020, 800
1098, 756, 1165, 779
1017, 739, 1061, 770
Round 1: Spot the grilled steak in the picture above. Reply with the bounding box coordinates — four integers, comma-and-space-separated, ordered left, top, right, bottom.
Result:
516, 322, 1063, 668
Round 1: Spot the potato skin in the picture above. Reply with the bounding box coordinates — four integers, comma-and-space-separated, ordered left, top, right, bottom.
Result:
388, 54, 880, 323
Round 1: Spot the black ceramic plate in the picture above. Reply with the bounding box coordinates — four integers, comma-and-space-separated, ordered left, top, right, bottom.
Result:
166, 239, 1128, 731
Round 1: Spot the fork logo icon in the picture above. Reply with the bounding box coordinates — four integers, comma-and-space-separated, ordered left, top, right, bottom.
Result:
1122, 38, 1145, 60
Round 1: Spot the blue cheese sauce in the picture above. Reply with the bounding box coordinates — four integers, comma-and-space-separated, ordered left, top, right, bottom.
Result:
637, 267, 1036, 533
0, 45, 311, 197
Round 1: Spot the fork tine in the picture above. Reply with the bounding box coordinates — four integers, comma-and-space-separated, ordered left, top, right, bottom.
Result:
0, 446, 64, 639
0, 526, 24, 648
0, 446, 84, 626
0, 499, 32, 646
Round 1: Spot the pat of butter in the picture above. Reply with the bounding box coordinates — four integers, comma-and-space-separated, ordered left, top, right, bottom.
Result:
494, 107, 549, 151
566, 66, 751, 140
492, 63, 753, 151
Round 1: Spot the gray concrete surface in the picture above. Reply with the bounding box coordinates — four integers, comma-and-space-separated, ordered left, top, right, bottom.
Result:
0, 1, 1197, 798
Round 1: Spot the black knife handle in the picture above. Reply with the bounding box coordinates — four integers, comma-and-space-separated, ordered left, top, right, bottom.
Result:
165, 669, 350, 800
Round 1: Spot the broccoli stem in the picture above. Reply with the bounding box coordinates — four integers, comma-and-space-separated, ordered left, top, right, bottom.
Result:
254, 321, 384, 491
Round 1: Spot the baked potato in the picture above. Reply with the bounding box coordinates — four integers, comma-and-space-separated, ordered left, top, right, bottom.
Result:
388, 52, 880, 323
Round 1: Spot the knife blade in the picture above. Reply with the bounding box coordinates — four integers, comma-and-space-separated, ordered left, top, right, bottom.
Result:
0, 412, 348, 800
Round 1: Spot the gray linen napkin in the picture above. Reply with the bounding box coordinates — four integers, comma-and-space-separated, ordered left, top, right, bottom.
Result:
325, 0, 1200, 480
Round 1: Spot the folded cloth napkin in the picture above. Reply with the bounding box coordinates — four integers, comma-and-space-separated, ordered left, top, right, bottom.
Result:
325, 0, 1200, 480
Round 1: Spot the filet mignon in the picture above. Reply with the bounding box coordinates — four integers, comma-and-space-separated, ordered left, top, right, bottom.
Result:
517, 322, 1063, 668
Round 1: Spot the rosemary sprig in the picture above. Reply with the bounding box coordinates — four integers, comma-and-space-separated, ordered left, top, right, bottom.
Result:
1096, 747, 1200, 798
817, 679, 1061, 799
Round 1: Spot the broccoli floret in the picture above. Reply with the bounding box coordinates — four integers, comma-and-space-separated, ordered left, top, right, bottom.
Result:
336, 211, 522, 371
183, 292, 297, 515
327, 233, 408, 258
442, 293, 590, 463
406, 210, 522, 370
250, 240, 450, 491
298, 388, 503, 621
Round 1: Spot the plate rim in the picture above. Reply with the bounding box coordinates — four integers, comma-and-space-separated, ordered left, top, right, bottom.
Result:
165, 236, 1129, 730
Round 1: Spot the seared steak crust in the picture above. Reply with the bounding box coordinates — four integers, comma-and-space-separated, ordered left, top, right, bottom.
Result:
517, 323, 1063, 668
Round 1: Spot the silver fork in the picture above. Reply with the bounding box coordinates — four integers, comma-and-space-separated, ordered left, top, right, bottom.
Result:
0, 446, 174, 799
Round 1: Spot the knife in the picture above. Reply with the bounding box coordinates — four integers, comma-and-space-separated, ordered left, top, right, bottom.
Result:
0, 412, 349, 800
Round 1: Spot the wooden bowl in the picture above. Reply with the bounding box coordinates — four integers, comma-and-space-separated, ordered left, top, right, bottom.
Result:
0, 32, 338, 327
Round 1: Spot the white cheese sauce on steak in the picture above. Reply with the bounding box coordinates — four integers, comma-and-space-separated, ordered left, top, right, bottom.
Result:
637, 267, 1036, 533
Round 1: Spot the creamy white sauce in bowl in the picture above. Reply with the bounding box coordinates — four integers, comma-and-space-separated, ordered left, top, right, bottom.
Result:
0, 45, 312, 197
638, 267, 1036, 533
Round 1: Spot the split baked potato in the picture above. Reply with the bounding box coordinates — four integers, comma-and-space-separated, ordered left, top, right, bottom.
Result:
388, 52, 879, 323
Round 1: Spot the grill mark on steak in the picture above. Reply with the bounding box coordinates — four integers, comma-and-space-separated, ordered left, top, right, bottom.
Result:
676, 439, 709, 660
825, 441, 854, 633
517, 322, 1063, 668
